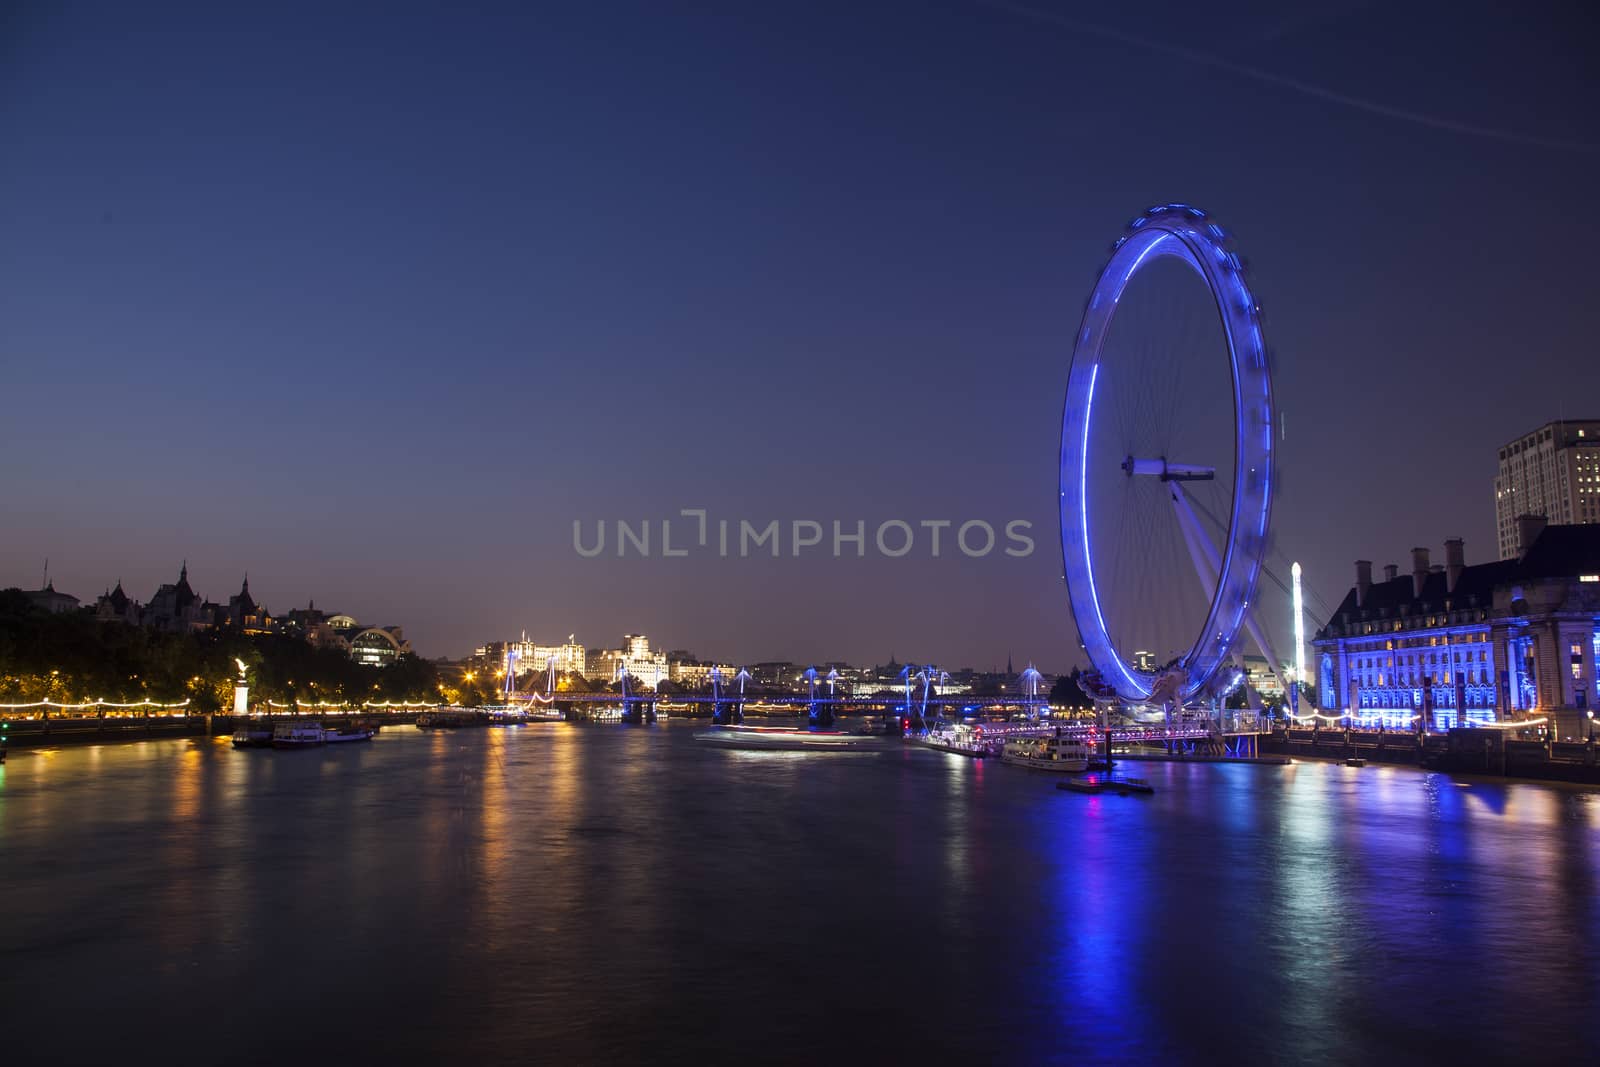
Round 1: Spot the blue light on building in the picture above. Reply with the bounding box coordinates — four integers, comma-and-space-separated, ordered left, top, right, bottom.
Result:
1313, 526, 1600, 737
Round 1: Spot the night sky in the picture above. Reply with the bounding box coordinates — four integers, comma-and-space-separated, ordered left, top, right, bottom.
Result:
3, 1, 1596, 667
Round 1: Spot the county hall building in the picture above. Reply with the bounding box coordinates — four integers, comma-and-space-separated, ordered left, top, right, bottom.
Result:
1313, 517, 1600, 740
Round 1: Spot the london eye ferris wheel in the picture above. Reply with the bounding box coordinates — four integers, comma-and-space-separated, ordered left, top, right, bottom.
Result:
1059, 205, 1277, 707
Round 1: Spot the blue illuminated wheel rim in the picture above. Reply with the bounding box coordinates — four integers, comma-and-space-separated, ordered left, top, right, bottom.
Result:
1059, 205, 1274, 704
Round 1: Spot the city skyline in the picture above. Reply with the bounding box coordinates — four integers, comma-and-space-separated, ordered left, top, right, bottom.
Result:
7, 554, 1055, 672
3, 8, 1598, 1064
4, 2, 1597, 665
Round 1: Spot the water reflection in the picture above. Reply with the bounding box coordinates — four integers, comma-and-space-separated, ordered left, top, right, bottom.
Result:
0, 730, 1595, 1064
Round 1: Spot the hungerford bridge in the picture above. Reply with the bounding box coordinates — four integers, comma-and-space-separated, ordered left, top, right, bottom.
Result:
494, 662, 1264, 755
538, 693, 1252, 752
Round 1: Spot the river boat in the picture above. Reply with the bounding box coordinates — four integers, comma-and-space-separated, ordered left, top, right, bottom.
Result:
271, 722, 326, 749
1000, 732, 1090, 772
923, 723, 991, 757
323, 725, 375, 743
416, 709, 486, 729
850, 714, 899, 736
1057, 775, 1154, 795
483, 706, 528, 727
1345, 756, 1368, 767
692, 724, 874, 751
231, 723, 274, 749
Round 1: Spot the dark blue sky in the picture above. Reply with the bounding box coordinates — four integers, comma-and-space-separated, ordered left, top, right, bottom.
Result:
3, 1, 1596, 666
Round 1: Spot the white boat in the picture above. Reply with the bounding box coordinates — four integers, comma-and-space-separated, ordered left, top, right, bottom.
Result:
692, 724, 874, 751
1000, 732, 1090, 772
271, 722, 326, 749
922, 723, 992, 757
322, 725, 375, 743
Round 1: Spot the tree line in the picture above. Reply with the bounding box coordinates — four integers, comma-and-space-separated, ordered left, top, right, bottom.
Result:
0, 589, 441, 711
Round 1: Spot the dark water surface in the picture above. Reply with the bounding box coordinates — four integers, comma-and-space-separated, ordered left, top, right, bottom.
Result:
2, 723, 1597, 1065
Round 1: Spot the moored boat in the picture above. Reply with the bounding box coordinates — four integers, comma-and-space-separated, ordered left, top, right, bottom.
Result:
231, 723, 274, 748
1000, 732, 1090, 772
923, 722, 992, 757
322, 725, 375, 743
416, 708, 487, 729
271, 722, 326, 749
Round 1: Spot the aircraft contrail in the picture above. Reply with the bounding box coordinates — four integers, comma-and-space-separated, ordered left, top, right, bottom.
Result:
979, 0, 1598, 155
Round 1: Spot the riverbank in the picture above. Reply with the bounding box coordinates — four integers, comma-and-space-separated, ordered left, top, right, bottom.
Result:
1261, 728, 1600, 785
0, 711, 430, 750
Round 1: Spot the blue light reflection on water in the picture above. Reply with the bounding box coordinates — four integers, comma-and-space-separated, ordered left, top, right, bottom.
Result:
0, 727, 1596, 1065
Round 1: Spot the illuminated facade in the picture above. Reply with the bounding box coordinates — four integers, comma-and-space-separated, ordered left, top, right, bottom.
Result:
532, 638, 586, 677
1314, 524, 1600, 737
1494, 419, 1600, 558
585, 634, 669, 689
667, 660, 734, 687
349, 626, 411, 667
1240, 655, 1288, 701
474, 634, 590, 683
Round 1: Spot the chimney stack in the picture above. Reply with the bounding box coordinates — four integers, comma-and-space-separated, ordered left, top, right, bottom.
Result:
1411, 547, 1430, 599
1355, 560, 1373, 607
1383, 564, 1399, 582
1444, 538, 1464, 593
1515, 514, 1547, 557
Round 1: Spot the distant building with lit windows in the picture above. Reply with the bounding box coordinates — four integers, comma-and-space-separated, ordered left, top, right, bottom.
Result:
584, 634, 669, 689
1314, 521, 1600, 739
1494, 419, 1600, 558
220, 576, 272, 633
349, 626, 411, 667
530, 638, 586, 678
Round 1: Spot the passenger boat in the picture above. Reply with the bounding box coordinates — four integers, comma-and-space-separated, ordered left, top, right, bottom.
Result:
322, 725, 375, 743
231, 723, 274, 748
271, 722, 326, 749
1000, 732, 1090, 772
692, 724, 874, 751
923, 723, 991, 757
1344, 756, 1368, 767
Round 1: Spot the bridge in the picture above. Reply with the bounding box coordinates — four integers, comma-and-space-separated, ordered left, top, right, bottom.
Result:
520, 691, 1050, 729
508, 690, 1266, 753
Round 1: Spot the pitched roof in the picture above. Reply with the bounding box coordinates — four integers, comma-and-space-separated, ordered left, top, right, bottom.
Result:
233, 575, 256, 614
1319, 523, 1600, 637
1515, 524, 1600, 579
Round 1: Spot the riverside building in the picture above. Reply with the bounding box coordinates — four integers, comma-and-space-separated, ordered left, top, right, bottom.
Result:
1313, 520, 1600, 739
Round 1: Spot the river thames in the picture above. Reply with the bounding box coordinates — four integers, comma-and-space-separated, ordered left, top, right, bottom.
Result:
2, 723, 1597, 1065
